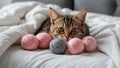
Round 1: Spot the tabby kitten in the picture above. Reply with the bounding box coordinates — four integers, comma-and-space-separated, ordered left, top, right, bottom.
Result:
37, 8, 89, 40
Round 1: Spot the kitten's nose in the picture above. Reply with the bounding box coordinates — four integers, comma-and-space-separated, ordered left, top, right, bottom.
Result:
65, 33, 69, 41
65, 36, 69, 41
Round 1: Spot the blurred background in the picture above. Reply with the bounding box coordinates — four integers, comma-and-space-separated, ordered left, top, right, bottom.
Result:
0, 0, 12, 8
0, 0, 119, 16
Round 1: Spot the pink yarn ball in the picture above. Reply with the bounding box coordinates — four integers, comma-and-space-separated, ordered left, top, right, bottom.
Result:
67, 38, 84, 55
82, 36, 97, 52
21, 34, 39, 50
36, 33, 52, 49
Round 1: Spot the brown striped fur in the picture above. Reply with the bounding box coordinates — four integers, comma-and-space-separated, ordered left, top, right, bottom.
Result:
49, 8, 89, 40
37, 8, 89, 40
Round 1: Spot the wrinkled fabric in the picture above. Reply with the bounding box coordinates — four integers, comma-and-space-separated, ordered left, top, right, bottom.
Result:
0, 2, 120, 68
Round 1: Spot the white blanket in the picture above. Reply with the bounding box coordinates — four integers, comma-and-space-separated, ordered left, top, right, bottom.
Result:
0, 1, 61, 57
0, 1, 120, 68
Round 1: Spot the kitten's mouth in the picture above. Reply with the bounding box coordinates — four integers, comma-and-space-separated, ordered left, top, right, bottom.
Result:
65, 38, 71, 41
66, 38, 69, 41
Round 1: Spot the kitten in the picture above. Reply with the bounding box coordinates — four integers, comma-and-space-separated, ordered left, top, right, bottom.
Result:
36, 8, 89, 40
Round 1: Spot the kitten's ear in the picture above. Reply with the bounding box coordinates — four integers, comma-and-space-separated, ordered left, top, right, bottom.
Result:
49, 8, 60, 21
74, 9, 87, 22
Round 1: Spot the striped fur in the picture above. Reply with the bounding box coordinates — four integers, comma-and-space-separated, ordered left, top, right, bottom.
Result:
37, 8, 89, 40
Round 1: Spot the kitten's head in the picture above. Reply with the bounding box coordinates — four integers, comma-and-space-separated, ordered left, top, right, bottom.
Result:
49, 8, 89, 40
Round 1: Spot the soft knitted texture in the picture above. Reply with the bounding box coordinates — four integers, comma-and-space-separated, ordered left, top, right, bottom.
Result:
50, 38, 67, 54
36, 33, 52, 49
67, 38, 84, 55
82, 36, 97, 52
21, 34, 39, 50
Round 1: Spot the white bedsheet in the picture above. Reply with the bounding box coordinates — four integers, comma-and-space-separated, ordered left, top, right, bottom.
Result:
0, 1, 120, 68
0, 45, 114, 68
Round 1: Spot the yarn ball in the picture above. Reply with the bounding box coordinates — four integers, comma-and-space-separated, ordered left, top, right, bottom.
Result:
82, 36, 97, 52
67, 38, 84, 55
36, 33, 52, 49
21, 34, 39, 50
50, 38, 67, 54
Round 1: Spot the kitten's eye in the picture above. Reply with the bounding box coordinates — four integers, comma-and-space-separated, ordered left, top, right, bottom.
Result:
71, 28, 77, 33
58, 27, 64, 33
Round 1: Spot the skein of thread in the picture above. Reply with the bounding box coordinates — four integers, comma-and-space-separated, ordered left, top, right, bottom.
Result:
36, 33, 52, 49
21, 34, 39, 50
67, 38, 84, 55
82, 36, 97, 52
50, 38, 67, 54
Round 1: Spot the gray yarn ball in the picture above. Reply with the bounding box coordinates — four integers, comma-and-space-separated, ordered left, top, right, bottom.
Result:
50, 38, 67, 54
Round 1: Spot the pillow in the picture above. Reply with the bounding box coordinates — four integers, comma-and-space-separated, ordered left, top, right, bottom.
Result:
12, 0, 73, 9
74, 0, 116, 15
